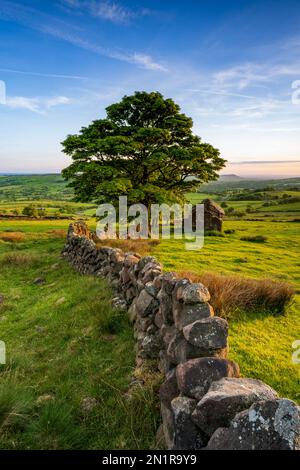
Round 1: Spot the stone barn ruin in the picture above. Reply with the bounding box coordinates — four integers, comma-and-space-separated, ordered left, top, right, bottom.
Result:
190, 198, 224, 232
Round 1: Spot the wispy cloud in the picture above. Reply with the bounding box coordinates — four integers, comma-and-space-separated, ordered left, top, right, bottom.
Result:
214, 62, 300, 89
5, 95, 72, 113
63, 0, 145, 24
90, 1, 134, 23
0, 68, 87, 80
0, 1, 166, 71
188, 88, 255, 99
129, 53, 167, 71
227, 99, 282, 118
41, 24, 167, 71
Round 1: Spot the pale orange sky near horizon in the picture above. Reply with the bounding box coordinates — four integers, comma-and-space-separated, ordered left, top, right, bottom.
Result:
221, 161, 300, 179
1, 160, 300, 180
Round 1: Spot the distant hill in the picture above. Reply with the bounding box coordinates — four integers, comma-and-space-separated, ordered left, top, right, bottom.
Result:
219, 174, 244, 181
201, 177, 300, 193
0, 174, 73, 201
1, 173, 300, 202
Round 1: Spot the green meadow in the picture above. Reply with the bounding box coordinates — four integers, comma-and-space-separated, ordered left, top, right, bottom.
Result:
152, 220, 300, 403
0, 234, 160, 449
0, 174, 300, 448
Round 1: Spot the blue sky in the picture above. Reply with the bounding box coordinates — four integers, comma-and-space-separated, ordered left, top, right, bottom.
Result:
0, 0, 300, 176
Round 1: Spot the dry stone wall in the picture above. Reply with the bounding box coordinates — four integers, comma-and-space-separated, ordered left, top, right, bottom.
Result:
62, 221, 300, 451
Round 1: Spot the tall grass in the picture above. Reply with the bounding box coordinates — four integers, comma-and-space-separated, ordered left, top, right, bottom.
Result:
96, 238, 159, 256
0, 252, 37, 266
177, 271, 295, 318
0, 232, 25, 243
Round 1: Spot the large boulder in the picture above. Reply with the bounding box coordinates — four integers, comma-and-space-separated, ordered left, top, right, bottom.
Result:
176, 358, 240, 400
207, 399, 300, 450
192, 377, 278, 436
182, 317, 228, 351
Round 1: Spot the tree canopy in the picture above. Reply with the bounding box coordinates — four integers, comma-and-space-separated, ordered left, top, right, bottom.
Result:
62, 91, 226, 207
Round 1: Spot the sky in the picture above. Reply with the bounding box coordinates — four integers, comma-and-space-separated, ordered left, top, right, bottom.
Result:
0, 0, 300, 178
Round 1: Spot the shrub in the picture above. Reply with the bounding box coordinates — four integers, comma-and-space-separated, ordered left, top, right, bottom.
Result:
233, 210, 245, 218
240, 235, 267, 243
22, 205, 37, 217
176, 271, 295, 317
225, 206, 235, 215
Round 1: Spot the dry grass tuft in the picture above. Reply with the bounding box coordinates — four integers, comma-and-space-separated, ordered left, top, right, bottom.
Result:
47, 229, 67, 239
95, 238, 159, 256
0, 232, 25, 243
176, 270, 295, 318
0, 253, 37, 267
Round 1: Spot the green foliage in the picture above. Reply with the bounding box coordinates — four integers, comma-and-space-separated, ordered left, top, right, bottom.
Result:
22, 205, 37, 217
62, 91, 225, 207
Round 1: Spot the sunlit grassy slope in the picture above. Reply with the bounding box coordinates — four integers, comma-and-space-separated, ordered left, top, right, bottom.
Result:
151, 218, 300, 404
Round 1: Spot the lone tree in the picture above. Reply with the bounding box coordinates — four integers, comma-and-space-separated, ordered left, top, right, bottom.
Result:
62, 91, 225, 208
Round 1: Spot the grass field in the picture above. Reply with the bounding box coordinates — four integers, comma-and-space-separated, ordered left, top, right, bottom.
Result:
0, 234, 160, 449
0, 174, 299, 448
151, 219, 300, 404
0, 174, 73, 201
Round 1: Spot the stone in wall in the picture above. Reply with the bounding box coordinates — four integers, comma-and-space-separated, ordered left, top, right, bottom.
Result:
175, 281, 210, 304
135, 288, 159, 317
170, 397, 206, 450
173, 302, 214, 331
159, 369, 179, 409
176, 357, 240, 400
192, 377, 278, 436
166, 329, 227, 365
206, 399, 300, 450
182, 317, 228, 351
